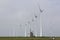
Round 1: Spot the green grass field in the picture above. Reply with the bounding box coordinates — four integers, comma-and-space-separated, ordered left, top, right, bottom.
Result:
0, 37, 60, 40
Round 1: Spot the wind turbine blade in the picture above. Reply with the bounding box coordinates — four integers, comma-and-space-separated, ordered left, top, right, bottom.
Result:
37, 2, 43, 13
38, 4, 43, 13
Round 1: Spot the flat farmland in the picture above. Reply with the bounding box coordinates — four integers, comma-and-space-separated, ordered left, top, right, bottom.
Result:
0, 37, 60, 40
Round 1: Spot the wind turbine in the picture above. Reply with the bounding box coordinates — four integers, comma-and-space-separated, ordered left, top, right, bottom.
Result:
38, 4, 43, 37
34, 4, 43, 37
19, 24, 27, 37
33, 0, 44, 37
25, 24, 27, 37
24, 21, 31, 37
37, 1, 43, 37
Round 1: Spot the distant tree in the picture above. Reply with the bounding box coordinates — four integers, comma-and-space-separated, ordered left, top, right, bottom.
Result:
30, 31, 35, 37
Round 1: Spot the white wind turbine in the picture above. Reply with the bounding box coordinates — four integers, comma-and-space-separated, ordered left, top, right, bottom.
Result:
25, 24, 27, 37
33, 0, 44, 37
36, 1, 43, 37
38, 3, 43, 37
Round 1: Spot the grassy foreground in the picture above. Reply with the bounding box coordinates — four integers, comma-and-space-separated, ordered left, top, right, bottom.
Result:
0, 37, 60, 40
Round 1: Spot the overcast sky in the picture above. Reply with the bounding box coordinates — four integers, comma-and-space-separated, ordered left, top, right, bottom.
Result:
0, 0, 60, 37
